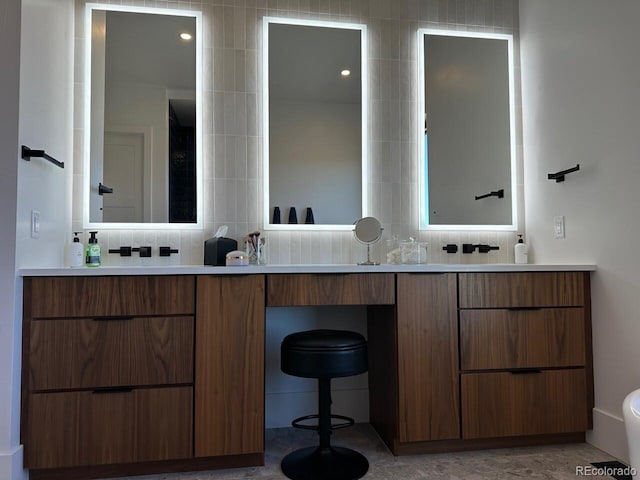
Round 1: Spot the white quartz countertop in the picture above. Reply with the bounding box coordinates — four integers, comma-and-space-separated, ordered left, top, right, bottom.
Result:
19, 263, 596, 276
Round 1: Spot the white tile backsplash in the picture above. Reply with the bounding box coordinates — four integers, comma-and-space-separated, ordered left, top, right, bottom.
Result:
72, 0, 521, 266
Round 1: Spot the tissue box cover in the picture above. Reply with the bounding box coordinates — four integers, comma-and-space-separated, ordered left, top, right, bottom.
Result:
204, 237, 238, 266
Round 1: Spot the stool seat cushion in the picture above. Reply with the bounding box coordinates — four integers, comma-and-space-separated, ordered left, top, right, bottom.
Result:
281, 329, 367, 379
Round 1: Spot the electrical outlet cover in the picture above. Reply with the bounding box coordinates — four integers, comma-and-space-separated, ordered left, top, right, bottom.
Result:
554, 215, 565, 239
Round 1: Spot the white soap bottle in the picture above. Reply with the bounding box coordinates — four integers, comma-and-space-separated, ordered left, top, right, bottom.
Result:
514, 234, 529, 264
65, 232, 84, 268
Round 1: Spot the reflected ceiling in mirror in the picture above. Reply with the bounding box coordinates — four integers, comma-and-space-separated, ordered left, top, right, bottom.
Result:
419, 29, 517, 231
263, 18, 368, 231
83, 4, 202, 229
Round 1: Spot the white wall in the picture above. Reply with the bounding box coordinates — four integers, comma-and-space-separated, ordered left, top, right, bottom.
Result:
0, 0, 23, 477
0, 1, 74, 479
520, 0, 640, 462
17, 0, 74, 269
270, 101, 361, 225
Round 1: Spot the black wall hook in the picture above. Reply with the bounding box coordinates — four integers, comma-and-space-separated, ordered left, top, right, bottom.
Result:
475, 189, 504, 201
548, 164, 580, 182
21, 145, 64, 168
99, 183, 113, 195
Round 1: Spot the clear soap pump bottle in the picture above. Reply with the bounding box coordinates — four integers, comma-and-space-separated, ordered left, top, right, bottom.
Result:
514, 234, 529, 264
85, 231, 101, 267
65, 232, 84, 268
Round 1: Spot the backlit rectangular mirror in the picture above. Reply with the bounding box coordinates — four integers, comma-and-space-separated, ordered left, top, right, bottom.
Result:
83, 4, 202, 229
419, 29, 517, 231
263, 18, 368, 231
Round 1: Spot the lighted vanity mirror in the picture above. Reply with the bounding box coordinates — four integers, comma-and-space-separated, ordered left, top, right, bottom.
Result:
84, 4, 202, 229
419, 29, 517, 230
263, 18, 368, 231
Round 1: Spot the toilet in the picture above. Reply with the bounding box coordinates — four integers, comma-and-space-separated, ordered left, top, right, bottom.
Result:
623, 388, 640, 478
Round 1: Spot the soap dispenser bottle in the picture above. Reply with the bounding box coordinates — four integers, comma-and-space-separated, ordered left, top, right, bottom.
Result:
85, 231, 101, 267
514, 234, 528, 264
66, 232, 84, 268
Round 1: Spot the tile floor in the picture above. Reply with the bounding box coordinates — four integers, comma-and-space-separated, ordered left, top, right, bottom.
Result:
114, 425, 621, 480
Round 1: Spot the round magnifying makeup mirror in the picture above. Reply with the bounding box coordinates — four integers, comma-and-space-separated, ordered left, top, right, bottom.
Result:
353, 217, 383, 265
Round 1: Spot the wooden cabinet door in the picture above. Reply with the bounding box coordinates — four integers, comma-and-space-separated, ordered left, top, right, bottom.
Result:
459, 308, 586, 370
458, 272, 584, 308
195, 275, 265, 457
462, 370, 588, 438
25, 387, 192, 468
397, 273, 460, 442
29, 316, 193, 390
267, 273, 395, 306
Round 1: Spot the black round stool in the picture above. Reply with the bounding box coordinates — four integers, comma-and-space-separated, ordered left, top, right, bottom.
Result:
280, 329, 369, 480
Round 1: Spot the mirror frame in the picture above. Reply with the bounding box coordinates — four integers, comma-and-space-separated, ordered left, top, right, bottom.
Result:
83, 3, 203, 230
417, 28, 518, 231
262, 17, 369, 231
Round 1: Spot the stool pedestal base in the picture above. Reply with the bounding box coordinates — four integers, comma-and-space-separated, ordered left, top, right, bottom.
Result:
281, 445, 369, 480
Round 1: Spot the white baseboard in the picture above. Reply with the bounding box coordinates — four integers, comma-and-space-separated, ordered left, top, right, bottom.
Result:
587, 408, 629, 463
0, 445, 27, 480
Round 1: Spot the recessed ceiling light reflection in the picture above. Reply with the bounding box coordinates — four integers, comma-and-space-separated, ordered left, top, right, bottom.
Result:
180, 32, 193, 41
340, 69, 351, 77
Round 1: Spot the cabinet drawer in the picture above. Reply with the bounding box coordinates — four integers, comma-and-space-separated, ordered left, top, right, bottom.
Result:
461, 370, 587, 439
458, 272, 584, 308
267, 273, 394, 306
25, 386, 193, 469
27, 275, 195, 318
29, 316, 194, 390
460, 308, 585, 370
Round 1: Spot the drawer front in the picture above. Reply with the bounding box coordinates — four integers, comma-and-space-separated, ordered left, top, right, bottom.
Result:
28, 275, 195, 318
458, 272, 584, 308
267, 273, 394, 306
461, 370, 587, 439
460, 308, 586, 370
29, 316, 194, 390
25, 386, 193, 469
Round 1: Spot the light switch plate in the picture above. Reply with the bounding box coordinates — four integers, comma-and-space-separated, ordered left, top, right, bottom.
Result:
554, 215, 565, 239
31, 210, 40, 239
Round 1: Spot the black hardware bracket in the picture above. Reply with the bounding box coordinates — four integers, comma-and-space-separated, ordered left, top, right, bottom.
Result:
21, 145, 64, 169
98, 182, 113, 195
442, 244, 458, 254
463, 244, 500, 254
108, 247, 132, 257
132, 246, 152, 257
548, 164, 580, 182
475, 189, 504, 201
159, 246, 179, 257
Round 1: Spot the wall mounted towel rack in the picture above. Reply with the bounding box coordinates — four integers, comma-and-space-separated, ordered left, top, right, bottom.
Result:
21, 145, 64, 168
548, 164, 580, 182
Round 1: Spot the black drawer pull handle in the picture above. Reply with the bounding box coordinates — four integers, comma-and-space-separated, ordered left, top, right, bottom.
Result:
92, 316, 134, 322
92, 387, 134, 394
510, 369, 542, 375
507, 307, 542, 311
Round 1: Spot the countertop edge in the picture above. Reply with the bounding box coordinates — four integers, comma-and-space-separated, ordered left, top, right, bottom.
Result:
18, 263, 597, 276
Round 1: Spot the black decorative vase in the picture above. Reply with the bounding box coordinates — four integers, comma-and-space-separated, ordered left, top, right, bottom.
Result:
288, 207, 298, 224
272, 206, 281, 224
304, 207, 315, 224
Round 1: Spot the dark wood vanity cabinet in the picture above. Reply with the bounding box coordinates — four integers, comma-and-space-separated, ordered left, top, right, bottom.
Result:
20, 270, 593, 477
195, 275, 265, 458
21, 276, 196, 471
368, 273, 460, 454
458, 272, 593, 440
369, 271, 593, 455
